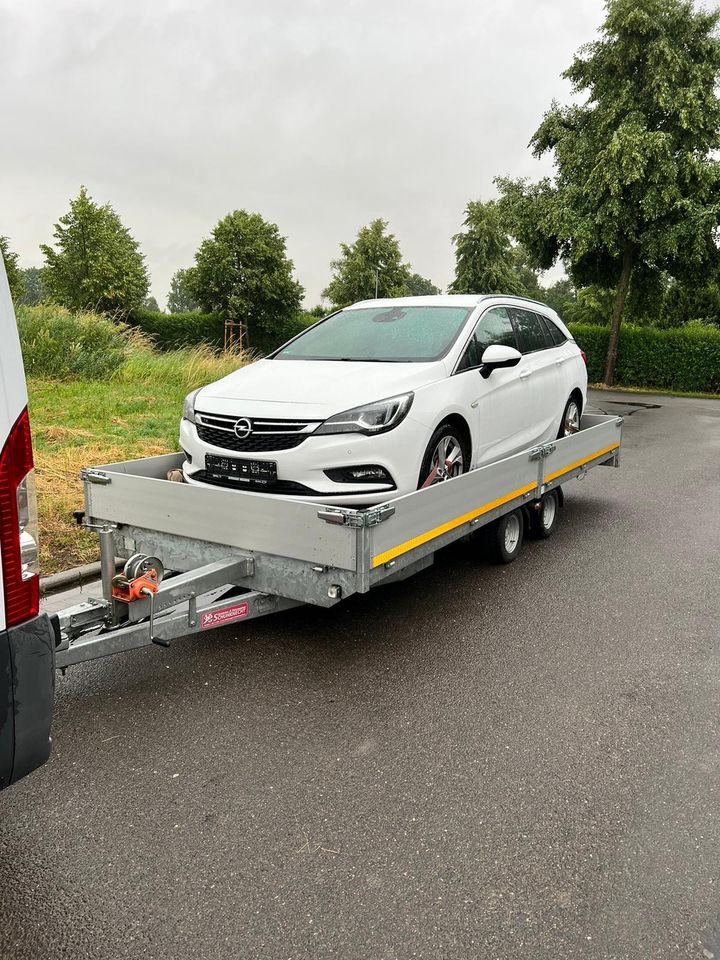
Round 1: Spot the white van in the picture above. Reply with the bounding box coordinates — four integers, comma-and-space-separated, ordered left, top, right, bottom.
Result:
0, 257, 54, 788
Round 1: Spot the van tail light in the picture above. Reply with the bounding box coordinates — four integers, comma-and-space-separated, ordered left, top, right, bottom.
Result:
580, 351, 587, 365
0, 408, 40, 627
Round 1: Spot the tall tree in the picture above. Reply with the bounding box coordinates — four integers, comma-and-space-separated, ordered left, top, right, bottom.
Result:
167, 268, 200, 313
0, 236, 25, 302
449, 201, 525, 296
323, 219, 412, 308
189, 210, 303, 349
510, 245, 543, 300
406, 272, 441, 296
19, 266, 44, 305
142, 295, 161, 312
497, 0, 720, 384
41, 186, 149, 316
541, 277, 577, 318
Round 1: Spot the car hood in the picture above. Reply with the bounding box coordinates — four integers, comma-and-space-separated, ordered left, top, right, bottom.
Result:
195, 358, 448, 419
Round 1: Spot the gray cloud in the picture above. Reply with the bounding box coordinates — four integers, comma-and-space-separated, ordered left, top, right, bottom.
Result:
0, 0, 604, 306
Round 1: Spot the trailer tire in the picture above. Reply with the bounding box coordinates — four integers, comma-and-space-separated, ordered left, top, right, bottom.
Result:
488, 508, 524, 564
532, 489, 559, 539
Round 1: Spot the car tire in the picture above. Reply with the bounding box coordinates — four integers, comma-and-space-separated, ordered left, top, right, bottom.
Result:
487, 508, 524, 564
558, 396, 581, 438
417, 422, 469, 489
532, 489, 559, 539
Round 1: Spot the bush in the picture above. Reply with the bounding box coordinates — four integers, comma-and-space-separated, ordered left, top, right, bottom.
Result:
569, 322, 720, 393
129, 309, 318, 355
17, 304, 131, 380
129, 310, 224, 350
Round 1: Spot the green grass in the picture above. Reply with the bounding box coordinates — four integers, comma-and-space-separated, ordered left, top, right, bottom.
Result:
28, 346, 246, 575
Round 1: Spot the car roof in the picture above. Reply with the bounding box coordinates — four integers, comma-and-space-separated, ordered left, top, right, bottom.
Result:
346, 294, 557, 312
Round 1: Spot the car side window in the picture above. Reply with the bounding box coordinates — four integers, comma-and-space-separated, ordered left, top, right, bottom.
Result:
456, 307, 516, 371
541, 315, 568, 346
511, 308, 552, 353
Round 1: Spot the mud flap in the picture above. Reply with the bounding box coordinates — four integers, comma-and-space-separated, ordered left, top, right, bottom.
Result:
0, 613, 55, 789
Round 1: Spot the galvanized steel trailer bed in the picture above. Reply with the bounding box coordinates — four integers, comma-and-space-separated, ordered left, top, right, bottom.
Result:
53, 413, 622, 669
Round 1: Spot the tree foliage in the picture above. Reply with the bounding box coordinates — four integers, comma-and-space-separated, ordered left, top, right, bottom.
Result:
323, 219, 412, 308
40, 187, 149, 316
406, 272, 441, 296
0, 236, 25, 302
497, 0, 720, 383
449, 201, 525, 296
167, 268, 200, 313
189, 210, 303, 349
19, 266, 44, 306
142, 295, 161, 312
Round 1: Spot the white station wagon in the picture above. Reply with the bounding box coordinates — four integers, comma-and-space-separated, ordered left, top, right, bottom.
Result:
180, 295, 588, 504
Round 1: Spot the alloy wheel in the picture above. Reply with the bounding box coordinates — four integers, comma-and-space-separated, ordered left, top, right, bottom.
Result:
422, 434, 465, 487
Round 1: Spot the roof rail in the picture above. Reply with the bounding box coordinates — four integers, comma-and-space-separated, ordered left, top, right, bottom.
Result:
488, 293, 552, 309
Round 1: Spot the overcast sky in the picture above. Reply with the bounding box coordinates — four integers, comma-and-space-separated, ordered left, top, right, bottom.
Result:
0, 0, 606, 307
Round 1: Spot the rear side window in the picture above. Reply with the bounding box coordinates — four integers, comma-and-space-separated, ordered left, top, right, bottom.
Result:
540, 315, 568, 347
456, 307, 516, 371
511, 308, 552, 353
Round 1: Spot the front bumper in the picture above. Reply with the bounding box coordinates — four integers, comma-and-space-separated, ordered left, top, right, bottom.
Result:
180, 417, 424, 505
0, 612, 55, 789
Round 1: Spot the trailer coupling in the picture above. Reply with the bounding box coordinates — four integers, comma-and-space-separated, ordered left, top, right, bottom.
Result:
50, 552, 300, 670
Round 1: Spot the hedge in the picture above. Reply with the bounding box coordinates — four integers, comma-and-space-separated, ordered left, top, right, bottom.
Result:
568, 322, 720, 394
129, 310, 317, 355
128, 310, 224, 350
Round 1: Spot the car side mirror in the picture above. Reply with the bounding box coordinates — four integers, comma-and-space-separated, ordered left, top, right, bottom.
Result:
479, 344, 522, 379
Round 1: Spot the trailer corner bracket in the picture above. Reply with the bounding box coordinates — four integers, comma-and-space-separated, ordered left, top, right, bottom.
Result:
80, 468, 112, 485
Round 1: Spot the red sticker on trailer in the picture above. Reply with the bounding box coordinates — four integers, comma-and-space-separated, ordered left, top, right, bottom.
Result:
200, 602, 249, 629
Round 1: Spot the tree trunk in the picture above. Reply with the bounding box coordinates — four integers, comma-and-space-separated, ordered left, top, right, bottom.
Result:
603, 243, 634, 387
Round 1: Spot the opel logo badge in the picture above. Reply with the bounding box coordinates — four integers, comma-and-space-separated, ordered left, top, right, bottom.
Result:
234, 417, 252, 439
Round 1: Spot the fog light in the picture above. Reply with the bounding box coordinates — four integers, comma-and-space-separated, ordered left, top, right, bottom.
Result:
324, 465, 394, 485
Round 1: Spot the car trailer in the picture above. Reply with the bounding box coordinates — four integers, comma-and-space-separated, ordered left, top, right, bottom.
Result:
51, 413, 622, 670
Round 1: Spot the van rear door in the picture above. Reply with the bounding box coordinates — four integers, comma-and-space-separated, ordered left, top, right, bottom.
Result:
0, 255, 55, 789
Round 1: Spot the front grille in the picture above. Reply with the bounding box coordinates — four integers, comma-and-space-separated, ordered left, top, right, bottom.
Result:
193, 471, 319, 496
195, 411, 321, 453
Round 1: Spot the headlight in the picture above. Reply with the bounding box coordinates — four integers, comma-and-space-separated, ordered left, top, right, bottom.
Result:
183, 389, 200, 424
315, 392, 414, 436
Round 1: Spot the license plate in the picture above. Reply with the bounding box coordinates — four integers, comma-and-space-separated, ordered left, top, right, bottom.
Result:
205, 454, 277, 486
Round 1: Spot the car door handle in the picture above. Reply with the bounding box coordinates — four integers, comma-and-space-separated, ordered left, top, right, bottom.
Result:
519, 370, 531, 380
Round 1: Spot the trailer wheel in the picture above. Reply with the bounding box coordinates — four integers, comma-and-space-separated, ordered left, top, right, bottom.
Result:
532, 489, 559, 539
489, 508, 524, 564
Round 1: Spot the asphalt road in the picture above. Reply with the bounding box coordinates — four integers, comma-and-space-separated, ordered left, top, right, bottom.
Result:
1, 389, 719, 960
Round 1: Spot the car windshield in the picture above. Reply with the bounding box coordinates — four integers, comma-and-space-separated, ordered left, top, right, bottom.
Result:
273, 305, 474, 362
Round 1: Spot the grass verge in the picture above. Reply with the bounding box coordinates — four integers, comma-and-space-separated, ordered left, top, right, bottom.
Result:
29, 345, 244, 575
589, 383, 720, 400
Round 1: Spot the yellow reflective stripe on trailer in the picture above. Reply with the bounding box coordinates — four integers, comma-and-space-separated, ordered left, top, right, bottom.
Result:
543, 443, 620, 484
371, 481, 537, 569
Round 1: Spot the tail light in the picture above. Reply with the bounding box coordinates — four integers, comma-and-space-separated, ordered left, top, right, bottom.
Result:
580, 351, 587, 365
0, 408, 40, 627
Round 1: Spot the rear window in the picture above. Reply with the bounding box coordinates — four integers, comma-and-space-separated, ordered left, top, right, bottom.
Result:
540, 315, 568, 346
273, 305, 474, 362
510, 308, 552, 353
